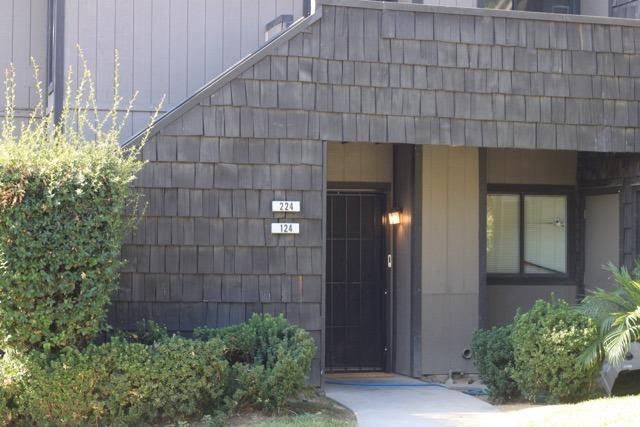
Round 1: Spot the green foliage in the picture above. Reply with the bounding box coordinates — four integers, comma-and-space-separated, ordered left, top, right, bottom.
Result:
3, 315, 316, 425
578, 261, 640, 368
0, 349, 28, 425
511, 299, 599, 403
0, 58, 158, 354
17, 337, 229, 426
195, 314, 317, 411
471, 324, 519, 403
120, 319, 170, 345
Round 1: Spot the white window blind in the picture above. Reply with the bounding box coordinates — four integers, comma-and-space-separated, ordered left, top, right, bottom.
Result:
487, 194, 520, 273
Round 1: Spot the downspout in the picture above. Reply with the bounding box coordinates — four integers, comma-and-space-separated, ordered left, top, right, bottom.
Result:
50, 0, 65, 124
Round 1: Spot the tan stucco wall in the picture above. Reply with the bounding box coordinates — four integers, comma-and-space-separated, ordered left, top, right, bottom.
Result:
486, 148, 578, 326
327, 142, 393, 183
487, 285, 577, 325
487, 148, 577, 186
421, 145, 479, 374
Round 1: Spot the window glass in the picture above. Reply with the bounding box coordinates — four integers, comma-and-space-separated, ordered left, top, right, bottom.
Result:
487, 194, 520, 273
524, 195, 567, 274
513, 0, 577, 13
479, 0, 513, 9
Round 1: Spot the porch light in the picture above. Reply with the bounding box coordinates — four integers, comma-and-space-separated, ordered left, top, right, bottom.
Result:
387, 209, 402, 225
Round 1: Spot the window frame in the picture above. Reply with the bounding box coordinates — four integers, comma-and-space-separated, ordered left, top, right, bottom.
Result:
487, 184, 577, 285
477, 0, 581, 14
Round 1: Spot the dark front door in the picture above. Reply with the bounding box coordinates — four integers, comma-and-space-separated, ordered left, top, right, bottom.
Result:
326, 191, 386, 371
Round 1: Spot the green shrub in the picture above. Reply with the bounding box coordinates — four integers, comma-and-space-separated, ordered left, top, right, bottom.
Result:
511, 299, 600, 403
0, 61, 155, 354
0, 349, 28, 425
120, 319, 170, 345
471, 324, 519, 403
195, 314, 316, 411
18, 337, 229, 426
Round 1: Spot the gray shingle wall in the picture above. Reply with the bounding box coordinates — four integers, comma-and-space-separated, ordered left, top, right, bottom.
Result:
192, 5, 640, 152
114, 3, 640, 382
112, 131, 324, 382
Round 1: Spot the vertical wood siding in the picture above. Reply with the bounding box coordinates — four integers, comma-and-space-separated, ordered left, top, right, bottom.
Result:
421, 146, 479, 374
0, 0, 47, 122
612, 0, 640, 19
62, 0, 304, 139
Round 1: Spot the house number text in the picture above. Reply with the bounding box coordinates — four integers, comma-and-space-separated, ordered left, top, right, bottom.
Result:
271, 223, 300, 234
271, 201, 301, 212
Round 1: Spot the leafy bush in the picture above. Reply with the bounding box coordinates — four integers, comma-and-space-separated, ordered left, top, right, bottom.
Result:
120, 319, 170, 345
0, 60, 156, 354
195, 314, 316, 411
471, 324, 519, 403
579, 261, 640, 368
511, 299, 599, 403
0, 349, 28, 425
17, 337, 229, 426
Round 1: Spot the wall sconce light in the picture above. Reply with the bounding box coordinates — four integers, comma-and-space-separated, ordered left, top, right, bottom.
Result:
387, 208, 402, 225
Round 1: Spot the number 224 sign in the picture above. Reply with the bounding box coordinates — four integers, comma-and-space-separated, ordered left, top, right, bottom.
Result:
271, 201, 301, 212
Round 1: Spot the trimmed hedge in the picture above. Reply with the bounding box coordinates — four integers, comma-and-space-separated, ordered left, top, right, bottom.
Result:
511, 299, 600, 403
0, 91, 144, 354
0, 315, 316, 425
14, 337, 229, 426
194, 314, 317, 411
0, 141, 142, 353
471, 324, 519, 403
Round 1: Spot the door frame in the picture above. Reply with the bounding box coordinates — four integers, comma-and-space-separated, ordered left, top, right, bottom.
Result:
326, 182, 393, 372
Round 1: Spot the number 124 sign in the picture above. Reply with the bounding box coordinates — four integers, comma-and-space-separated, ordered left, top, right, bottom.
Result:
271, 223, 300, 234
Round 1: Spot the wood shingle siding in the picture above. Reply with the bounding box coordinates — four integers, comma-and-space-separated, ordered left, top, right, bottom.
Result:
118, 0, 640, 380
132, 1, 640, 152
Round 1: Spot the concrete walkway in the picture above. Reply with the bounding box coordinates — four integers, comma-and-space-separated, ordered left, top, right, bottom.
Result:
325, 374, 505, 427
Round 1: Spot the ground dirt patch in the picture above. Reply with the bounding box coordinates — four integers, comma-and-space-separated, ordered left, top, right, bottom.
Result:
227, 389, 356, 427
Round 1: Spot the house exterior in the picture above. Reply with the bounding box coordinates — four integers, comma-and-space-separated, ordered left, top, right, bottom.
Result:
3, 0, 640, 383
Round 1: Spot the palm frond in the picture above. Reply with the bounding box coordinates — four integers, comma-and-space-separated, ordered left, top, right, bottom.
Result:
578, 261, 640, 368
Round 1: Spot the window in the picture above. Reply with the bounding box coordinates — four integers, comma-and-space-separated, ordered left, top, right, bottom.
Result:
487, 188, 572, 277
478, 0, 580, 14
479, 0, 513, 9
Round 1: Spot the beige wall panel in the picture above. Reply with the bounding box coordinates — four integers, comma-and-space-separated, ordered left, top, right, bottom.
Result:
486, 149, 577, 185
421, 146, 480, 374
422, 294, 477, 374
488, 285, 577, 326
327, 142, 393, 183
584, 193, 620, 293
